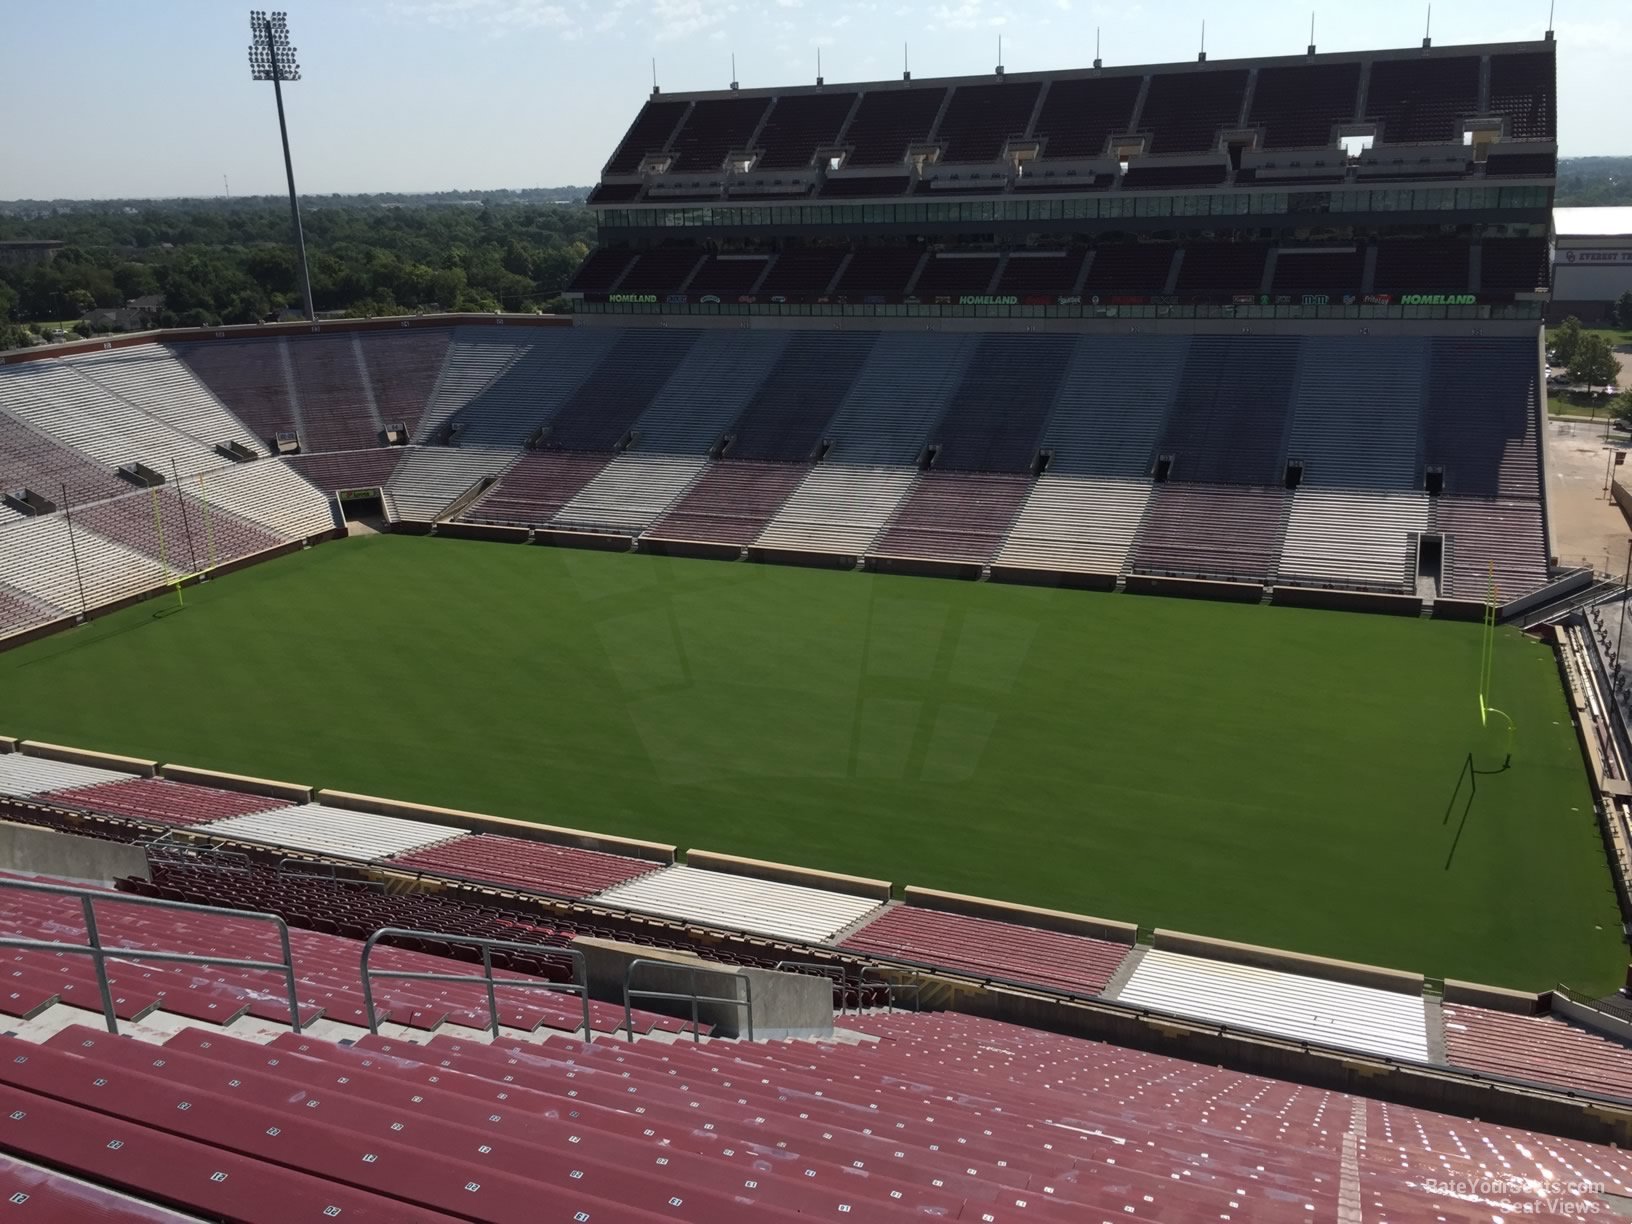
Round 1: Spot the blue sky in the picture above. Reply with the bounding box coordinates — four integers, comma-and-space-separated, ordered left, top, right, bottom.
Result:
1, 0, 1624, 198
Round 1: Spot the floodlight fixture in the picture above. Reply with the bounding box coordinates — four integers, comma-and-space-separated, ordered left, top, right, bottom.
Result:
248, 10, 315, 321
248, 10, 301, 80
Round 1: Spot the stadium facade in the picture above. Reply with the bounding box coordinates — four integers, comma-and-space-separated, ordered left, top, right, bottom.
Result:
572, 38, 1555, 324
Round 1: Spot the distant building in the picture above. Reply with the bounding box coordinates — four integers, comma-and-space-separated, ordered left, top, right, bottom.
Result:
127, 294, 165, 315
80, 307, 148, 331
0, 240, 64, 267
1552, 207, 1632, 321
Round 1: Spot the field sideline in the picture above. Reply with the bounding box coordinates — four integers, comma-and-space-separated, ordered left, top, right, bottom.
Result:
0, 534, 1622, 993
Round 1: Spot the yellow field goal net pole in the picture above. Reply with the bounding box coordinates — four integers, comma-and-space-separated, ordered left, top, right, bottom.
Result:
150, 479, 221, 611
1479, 565, 1515, 766
196, 472, 219, 574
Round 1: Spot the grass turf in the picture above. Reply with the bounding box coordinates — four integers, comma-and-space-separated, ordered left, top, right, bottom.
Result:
1, 534, 1623, 993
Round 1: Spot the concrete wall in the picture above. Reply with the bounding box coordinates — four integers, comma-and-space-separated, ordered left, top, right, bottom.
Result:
902, 886, 1137, 943
635, 538, 742, 563
434, 522, 530, 544
1272, 585, 1423, 616
0, 312, 571, 366
1442, 979, 1547, 1014
575, 937, 833, 1039
0, 820, 148, 883
1552, 993, 1632, 1046
685, 850, 891, 901
746, 545, 857, 571
1152, 928, 1425, 994
160, 764, 312, 804
865, 555, 982, 582
21, 741, 155, 777
1124, 575, 1263, 602
1432, 598, 1488, 622
534, 529, 634, 553
988, 566, 1118, 591
318, 788, 675, 862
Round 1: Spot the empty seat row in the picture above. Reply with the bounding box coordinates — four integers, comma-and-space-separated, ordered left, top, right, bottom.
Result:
842, 903, 1132, 995
593, 864, 883, 944
195, 803, 467, 861
1111, 946, 1432, 1062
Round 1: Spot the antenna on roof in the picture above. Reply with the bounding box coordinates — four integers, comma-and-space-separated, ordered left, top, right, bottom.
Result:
1308, 11, 1316, 56
1546, 0, 1555, 40
1198, 18, 1207, 62
651, 57, 659, 96
816, 46, 823, 86
996, 34, 1004, 77
903, 41, 910, 81
1422, 2, 1432, 48
730, 53, 739, 91
1094, 27, 1102, 70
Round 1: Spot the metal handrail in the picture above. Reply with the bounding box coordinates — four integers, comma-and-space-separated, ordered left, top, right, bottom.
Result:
0, 875, 302, 1036
863, 964, 925, 1013
623, 957, 754, 1044
772, 959, 925, 1015
359, 927, 589, 1040
146, 830, 252, 874
276, 858, 385, 890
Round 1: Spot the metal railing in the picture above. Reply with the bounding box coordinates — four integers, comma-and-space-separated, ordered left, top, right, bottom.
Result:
359, 928, 589, 1040
865, 965, 925, 1013
623, 957, 753, 1043
773, 959, 925, 1015
0, 875, 302, 1036
145, 830, 252, 874
276, 858, 384, 890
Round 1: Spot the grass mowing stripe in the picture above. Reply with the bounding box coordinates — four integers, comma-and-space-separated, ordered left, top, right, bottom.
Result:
0, 533, 1621, 993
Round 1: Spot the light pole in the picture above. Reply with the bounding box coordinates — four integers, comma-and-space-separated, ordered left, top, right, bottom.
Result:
248, 10, 316, 321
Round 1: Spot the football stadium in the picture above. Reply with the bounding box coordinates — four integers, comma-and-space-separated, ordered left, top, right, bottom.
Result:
4, 23, 1632, 1222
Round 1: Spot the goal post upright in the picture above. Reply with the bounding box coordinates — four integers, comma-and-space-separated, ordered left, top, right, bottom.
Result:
1479, 564, 1515, 766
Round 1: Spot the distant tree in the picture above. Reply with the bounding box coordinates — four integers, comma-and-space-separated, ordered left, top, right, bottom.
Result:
66, 288, 95, 315
1552, 315, 1584, 366
1616, 290, 1632, 331
1613, 388, 1632, 431
113, 262, 161, 301
1569, 332, 1621, 393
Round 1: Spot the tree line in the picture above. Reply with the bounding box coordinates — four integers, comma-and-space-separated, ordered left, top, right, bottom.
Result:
0, 199, 596, 349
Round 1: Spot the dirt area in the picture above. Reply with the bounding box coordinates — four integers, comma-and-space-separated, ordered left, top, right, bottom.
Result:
1546, 416, 1632, 574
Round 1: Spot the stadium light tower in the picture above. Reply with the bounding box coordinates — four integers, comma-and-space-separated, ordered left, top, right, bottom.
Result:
248, 10, 316, 321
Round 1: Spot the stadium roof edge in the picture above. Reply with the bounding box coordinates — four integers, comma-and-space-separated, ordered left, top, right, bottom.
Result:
636, 38, 1554, 105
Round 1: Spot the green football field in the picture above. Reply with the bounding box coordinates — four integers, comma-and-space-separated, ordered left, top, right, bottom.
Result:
1, 534, 1623, 993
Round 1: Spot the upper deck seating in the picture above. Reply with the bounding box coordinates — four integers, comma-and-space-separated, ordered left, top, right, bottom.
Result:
1367, 55, 1481, 144
755, 92, 858, 169
1249, 61, 1361, 148
842, 88, 946, 166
